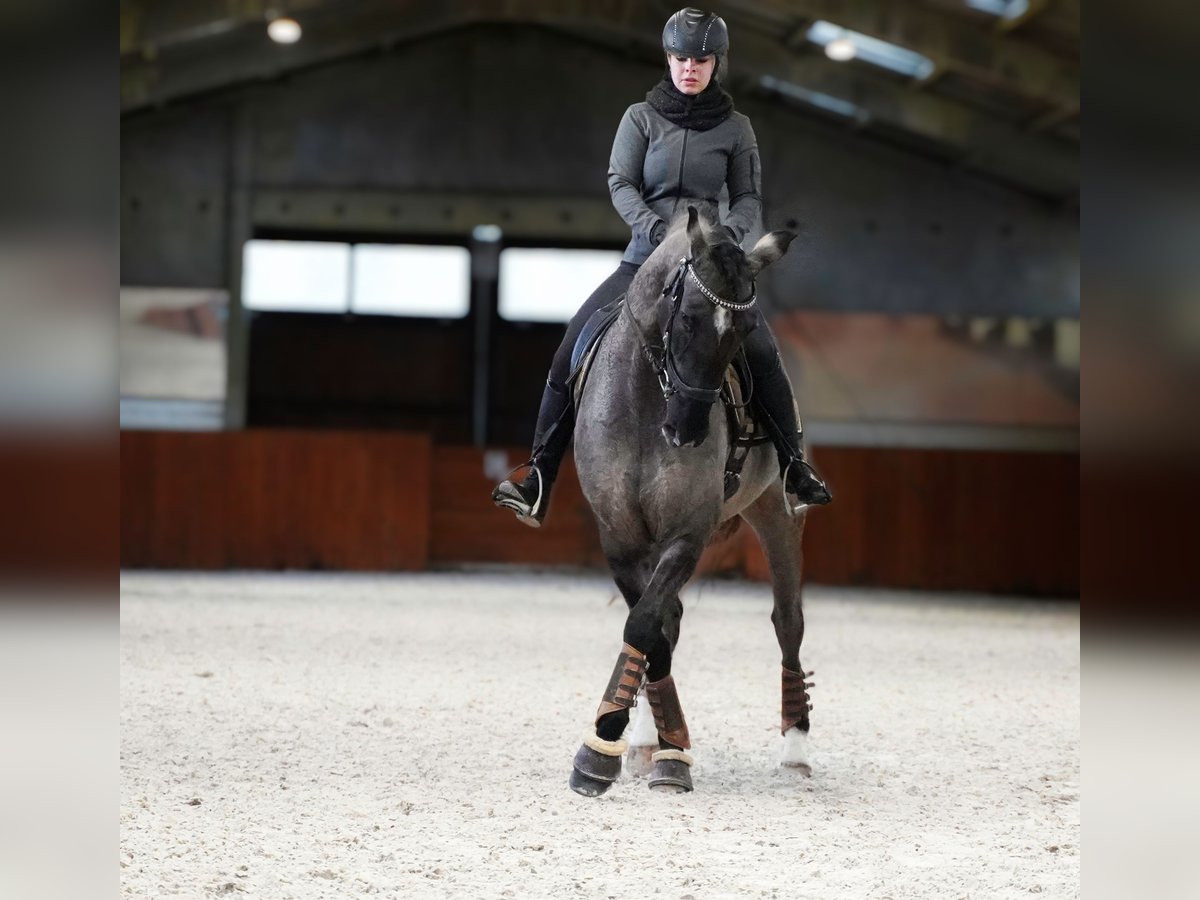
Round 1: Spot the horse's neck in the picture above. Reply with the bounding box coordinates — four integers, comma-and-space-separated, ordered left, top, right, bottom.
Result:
613, 307, 661, 390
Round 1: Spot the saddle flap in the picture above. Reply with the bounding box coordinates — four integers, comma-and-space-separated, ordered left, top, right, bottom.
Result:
569, 295, 625, 405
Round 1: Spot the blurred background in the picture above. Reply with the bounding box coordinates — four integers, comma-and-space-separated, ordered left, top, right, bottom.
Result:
118, 0, 1080, 596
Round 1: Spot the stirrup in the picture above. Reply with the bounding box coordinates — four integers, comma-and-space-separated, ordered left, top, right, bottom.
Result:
781, 459, 808, 517
781, 457, 832, 515
492, 460, 546, 527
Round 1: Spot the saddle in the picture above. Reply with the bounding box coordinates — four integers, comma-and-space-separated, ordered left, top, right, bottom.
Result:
567, 295, 771, 501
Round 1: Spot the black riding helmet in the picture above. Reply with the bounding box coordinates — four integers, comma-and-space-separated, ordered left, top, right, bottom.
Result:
662, 8, 729, 80
663, 8, 729, 57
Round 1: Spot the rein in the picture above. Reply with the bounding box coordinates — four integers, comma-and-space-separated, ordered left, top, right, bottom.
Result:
622, 257, 757, 406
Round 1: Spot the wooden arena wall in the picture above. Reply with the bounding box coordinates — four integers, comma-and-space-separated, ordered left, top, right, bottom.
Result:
121, 430, 1078, 596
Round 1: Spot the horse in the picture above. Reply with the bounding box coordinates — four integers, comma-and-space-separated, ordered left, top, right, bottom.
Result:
568, 207, 815, 796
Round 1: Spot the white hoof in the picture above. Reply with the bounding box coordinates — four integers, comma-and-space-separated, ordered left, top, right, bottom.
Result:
780, 728, 812, 776
626, 690, 660, 777
624, 689, 661, 777
625, 743, 657, 778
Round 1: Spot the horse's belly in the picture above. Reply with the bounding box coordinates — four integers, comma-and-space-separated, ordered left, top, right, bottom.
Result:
719, 444, 779, 520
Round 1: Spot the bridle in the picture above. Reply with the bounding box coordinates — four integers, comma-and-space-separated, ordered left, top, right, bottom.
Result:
624, 256, 757, 406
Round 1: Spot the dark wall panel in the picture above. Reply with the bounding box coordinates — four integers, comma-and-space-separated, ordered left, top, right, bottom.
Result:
120, 430, 431, 570
434, 444, 1079, 596
121, 105, 231, 287
249, 26, 642, 196
789, 446, 1079, 595
122, 432, 1078, 596
246, 313, 474, 440
749, 94, 1079, 317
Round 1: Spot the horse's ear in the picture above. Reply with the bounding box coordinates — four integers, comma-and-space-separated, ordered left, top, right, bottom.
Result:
746, 230, 796, 276
686, 206, 704, 258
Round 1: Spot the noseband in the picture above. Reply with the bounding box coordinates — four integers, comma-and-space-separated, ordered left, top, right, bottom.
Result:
626, 257, 757, 405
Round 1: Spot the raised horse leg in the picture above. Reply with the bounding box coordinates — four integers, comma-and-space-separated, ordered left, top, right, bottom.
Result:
625, 590, 683, 776
570, 539, 703, 796
742, 489, 816, 775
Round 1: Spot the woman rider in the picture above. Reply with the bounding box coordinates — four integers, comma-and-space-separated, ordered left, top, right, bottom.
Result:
493, 7, 831, 526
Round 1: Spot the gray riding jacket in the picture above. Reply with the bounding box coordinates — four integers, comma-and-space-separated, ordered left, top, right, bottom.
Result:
608, 102, 763, 265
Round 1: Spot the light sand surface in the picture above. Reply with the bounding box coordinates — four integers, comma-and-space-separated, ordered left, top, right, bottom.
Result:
121, 570, 1079, 898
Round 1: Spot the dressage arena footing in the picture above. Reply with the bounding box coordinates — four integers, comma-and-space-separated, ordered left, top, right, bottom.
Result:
121, 569, 1079, 898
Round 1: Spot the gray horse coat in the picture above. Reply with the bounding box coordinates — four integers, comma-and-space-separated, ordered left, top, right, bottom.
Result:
569, 210, 814, 789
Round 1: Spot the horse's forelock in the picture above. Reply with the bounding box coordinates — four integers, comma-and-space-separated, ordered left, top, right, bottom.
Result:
633, 216, 750, 314
697, 242, 753, 298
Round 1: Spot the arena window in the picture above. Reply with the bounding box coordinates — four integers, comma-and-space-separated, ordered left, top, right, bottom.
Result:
242, 239, 350, 312
351, 243, 470, 318
498, 248, 624, 323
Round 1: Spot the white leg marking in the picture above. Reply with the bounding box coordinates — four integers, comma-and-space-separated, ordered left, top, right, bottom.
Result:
629, 690, 658, 747
780, 727, 812, 775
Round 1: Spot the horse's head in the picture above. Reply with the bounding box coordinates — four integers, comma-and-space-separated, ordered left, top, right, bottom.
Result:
658, 207, 795, 449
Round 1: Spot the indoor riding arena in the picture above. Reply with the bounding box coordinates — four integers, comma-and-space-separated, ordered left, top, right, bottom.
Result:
120, 3, 1079, 897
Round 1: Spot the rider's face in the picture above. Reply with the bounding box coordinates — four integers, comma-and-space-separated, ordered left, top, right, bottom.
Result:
668, 54, 715, 95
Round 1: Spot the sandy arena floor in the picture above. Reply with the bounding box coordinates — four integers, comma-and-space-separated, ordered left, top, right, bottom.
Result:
120, 570, 1079, 898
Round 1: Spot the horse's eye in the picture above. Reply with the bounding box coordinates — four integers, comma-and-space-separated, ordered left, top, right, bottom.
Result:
680, 314, 696, 333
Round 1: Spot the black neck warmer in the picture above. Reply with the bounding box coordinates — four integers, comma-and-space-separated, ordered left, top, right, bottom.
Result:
645, 74, 735, 132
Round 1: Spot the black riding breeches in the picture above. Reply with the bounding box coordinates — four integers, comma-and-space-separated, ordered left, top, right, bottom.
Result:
548, 261, 640, 387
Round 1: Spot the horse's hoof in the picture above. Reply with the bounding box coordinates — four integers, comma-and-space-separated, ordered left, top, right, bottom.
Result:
569, 767, 614, 797
781, 761, 813, 777
649, 759, 694, 792
647, 751, 694, 793
570, 743, 622, 797
780, 728, 812, 776
625, 744, 656, 778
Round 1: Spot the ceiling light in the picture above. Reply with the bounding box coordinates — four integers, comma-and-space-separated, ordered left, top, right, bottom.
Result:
267, 17, 302, 44
825, 37, 857, 62
966, 0, 1029, 18
808, 20, 935, 80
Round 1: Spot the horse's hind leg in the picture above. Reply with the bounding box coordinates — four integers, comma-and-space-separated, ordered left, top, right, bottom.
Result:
742, 491, 815, 775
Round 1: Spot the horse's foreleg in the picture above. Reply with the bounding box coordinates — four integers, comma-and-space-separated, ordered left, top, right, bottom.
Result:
743, 491, 815, 775
572, 539, 703, 796
624, 539, 703, 792
624, 593, 683, 777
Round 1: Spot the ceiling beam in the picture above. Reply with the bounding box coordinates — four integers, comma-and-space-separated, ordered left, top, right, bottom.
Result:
120, 0, 1076, 197
121, 0, 332, 57
730, 29, 1076, 197
120, 0, 667, 111
738, 0, 1078, 110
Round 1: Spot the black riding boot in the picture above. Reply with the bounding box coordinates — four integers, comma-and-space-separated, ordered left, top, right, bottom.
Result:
491, 379, 573, 527
753, 356, 832, 509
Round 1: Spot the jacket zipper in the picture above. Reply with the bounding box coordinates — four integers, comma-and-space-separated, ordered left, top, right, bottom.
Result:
673, 126, 690, 217
672, 96, 692, 217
